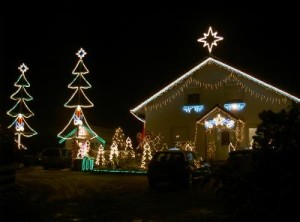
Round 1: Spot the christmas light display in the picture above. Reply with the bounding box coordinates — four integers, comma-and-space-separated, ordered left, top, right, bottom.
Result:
112, 127, 126, 150
183, 105, 204, 113
124, 137, 135, 159
95, 143, 106, 166
140, 141, 152, 169
109, 141, 119, 168
224, 102, 246, 111
7, 63, 37, 149
204, 114, 235, 129
197, 26, 223, 54
57, 48, 105, 164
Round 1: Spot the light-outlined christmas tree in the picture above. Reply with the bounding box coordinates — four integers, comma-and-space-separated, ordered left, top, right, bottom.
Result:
140, 141, 152, 169
7, 63, 37, 149
112, 127, 126, 150
57, 48, 105, 162
125, 137, 135, 159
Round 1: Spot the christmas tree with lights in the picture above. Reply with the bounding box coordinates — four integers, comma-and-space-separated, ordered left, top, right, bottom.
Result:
57, 48, 105, 162
112, 127, 126, 150
7, 63, 37, 149
140, 141, 152, 169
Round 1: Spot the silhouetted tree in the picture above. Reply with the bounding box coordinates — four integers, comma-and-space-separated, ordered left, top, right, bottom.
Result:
253, 101, 300, 151
219, 102, 300, 222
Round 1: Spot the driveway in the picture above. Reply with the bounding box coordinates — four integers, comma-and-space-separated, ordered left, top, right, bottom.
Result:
1, 166, 232, 221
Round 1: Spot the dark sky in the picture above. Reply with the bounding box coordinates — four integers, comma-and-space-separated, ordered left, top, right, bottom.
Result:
1, 1, 299, 145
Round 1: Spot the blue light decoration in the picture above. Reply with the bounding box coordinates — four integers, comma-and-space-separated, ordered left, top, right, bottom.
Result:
169, 147, 181, 151
204, 114, 235, 129
224, 102, 246, 111
183, 105, 204, 113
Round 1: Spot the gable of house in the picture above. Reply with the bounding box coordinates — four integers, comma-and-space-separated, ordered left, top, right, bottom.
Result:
130, 56, 300, 122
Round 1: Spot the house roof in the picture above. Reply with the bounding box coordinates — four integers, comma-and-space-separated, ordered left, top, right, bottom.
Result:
130, 56, 300, 122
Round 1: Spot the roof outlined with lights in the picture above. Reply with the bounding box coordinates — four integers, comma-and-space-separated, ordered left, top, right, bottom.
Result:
130, 56, 300, 122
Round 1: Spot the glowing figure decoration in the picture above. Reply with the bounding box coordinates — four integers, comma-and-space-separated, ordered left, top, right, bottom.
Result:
77, 140, 90, 159
197, 26, 223, 53
7, 63, 37, 149
16, 114, 25, 132
74, 106, 83, 126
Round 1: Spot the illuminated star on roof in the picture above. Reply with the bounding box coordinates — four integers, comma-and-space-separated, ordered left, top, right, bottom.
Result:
76, 48, 87, 59
197, 26, 223, 54
18, 63, 29, 74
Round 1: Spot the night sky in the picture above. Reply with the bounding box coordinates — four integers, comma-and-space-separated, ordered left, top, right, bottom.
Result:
1, 1, 299, 148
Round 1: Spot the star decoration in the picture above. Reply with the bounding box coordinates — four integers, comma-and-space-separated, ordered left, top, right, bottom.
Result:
197, 26, 223, 54
18, 63, 29, 74
76, 48, 87, 59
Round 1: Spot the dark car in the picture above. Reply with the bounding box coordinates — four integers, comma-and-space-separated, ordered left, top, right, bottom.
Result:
226, 149, 254, 173
147, 148, 210, 189
40, 147, 72, 169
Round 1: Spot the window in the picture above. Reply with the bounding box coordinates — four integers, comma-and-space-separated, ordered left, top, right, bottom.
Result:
187, 93, 200, 105
221, 131, 230, 146
183, 93, 203, 113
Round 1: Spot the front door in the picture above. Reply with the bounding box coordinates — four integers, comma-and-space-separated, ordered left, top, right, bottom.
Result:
205, 128, 233, 162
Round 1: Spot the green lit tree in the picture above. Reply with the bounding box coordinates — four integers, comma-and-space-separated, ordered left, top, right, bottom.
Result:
7, 63, 37, 149
57, 48, 105, 163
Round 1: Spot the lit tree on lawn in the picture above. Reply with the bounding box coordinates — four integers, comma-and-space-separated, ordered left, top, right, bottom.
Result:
125, 137, 135, 159
123, 137, 137, 169
7, 63, 37, 149
112, 127, 126, 150
109, 141, 119, 168
141, 141, 152, 169
57, 48, 105, 163
95, 143, 106, 167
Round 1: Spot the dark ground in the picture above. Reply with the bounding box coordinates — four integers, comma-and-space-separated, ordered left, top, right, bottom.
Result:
0, 166, 233, 222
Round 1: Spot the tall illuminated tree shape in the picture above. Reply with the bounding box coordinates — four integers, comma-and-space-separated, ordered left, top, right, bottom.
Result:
7, 63, 37, 149
58, 48, 103, 157
125, 137, 135, 159
112, 127, 126, 150
141, 141, 152, 169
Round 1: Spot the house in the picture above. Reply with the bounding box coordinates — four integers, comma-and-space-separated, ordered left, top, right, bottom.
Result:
130, 56, 300, 162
